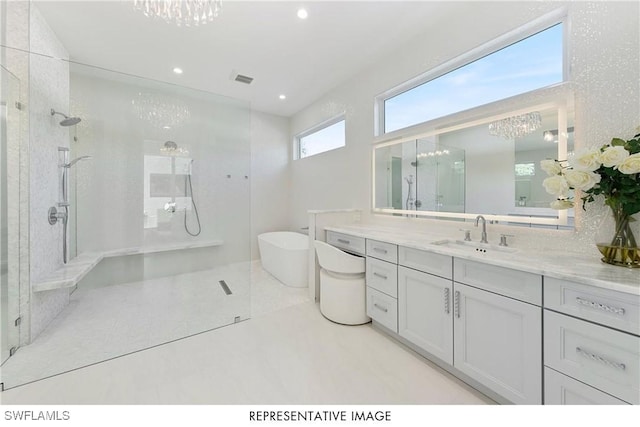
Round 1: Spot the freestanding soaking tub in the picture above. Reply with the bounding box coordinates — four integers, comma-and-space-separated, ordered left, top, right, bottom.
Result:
258, 231, 309, 288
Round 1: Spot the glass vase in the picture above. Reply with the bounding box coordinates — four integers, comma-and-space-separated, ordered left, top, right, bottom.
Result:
595, 205, 640, 268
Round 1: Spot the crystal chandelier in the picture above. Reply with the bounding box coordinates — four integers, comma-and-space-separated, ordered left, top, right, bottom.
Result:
133, 0, 222, 27
131, 92, 191, 129
488, 112, 542, 140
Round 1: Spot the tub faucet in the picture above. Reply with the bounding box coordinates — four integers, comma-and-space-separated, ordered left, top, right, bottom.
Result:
475, 215, 488, 243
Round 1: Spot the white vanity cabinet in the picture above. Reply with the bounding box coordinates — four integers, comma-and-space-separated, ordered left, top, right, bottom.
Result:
543, 277, 640, 405
396, 252, 542, 404
323, 228, 637, 405
365, 239, 399, 333
453, 281, 542, 404
397, 248, 453, 364
326, 231, 365, 255
453, 259, 542, 404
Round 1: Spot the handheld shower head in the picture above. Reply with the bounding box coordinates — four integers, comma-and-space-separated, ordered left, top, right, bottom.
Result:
64, 155, 92, 168
51, 109, 81, 126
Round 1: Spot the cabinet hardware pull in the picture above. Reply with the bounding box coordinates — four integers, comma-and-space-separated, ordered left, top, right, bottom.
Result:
575, 297, 625, 316
454, 291, 460, 318
373, 247, 388, 254
576, 347, 626, 371
373, 272, 388, 280
373, 303, 388, 313
337, 238, 350, 244
444, 288, 450, 314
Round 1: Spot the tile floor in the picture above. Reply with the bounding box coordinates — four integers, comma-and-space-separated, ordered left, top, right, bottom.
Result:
1, 262, 491, 405
1, 260, 308, 389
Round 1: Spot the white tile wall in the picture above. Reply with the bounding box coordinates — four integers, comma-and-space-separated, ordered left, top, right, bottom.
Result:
250, 111, 292, 259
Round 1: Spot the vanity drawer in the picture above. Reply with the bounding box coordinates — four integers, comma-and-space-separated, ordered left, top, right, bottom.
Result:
326, 231, 365, 256
398, 246, 452, 279
367, 287, 398, 333
366, 239, 398, 264
454, 258, 541, 306
366, 257, 398, 298
544, 368, 628, 405
544, 276, 640, 335
544, 310, 640, 404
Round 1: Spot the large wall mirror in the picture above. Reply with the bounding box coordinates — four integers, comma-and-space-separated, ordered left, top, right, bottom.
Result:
373, 97, 574, 228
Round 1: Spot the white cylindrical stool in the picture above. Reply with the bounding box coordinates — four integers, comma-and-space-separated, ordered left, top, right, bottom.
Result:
314, 240, 370, 325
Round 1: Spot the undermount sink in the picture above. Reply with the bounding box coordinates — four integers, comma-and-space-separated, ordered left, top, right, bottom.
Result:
430, 239, 518, 254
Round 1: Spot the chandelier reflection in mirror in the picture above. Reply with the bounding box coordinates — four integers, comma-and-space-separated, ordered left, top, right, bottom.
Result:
488, 111, 542, 140
132, 92, 191, 129
133, 0, 222, 27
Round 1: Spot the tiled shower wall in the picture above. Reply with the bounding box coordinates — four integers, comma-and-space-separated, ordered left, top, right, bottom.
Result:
28, 6, 71, 341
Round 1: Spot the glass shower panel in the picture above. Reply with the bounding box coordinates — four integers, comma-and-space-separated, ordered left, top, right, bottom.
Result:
0, 64, 21, 368
1, 53, 251, 389
416, 138, 465, 213
69, 63, 252, 364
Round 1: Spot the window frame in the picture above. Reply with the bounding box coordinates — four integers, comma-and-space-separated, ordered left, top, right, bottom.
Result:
294, 113, 346, 160
374, 8, 569, 137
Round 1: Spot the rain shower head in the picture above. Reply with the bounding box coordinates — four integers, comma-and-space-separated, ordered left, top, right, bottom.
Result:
164, 140, 178, 151
51, 109, 81, 126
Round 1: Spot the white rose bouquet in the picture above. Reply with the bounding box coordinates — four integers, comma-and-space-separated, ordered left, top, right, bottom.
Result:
541, 134, 640, 267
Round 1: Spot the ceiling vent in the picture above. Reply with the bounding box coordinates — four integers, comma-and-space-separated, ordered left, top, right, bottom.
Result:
230, 70, 254, 85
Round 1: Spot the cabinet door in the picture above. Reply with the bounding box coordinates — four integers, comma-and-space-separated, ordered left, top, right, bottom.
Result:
398, 266, 453, 364
453, 282, 542, 404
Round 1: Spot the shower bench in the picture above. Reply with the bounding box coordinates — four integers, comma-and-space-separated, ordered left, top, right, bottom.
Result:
32, 239, 223, 292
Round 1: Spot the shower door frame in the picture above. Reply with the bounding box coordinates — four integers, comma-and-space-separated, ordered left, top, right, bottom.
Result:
0, 63, 23, 369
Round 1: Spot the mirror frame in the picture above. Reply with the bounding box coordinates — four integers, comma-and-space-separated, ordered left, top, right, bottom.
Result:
371, 84, 574, 227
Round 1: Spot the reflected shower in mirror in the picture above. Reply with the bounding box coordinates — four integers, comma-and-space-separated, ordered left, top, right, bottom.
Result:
375, 139, 465, 213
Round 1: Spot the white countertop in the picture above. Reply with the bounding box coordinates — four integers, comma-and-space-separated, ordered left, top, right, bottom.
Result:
32, 239, 224, 293
324, 224, 640, 295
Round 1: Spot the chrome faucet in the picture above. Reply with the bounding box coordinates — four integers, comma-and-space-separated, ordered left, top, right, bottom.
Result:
475, 215, 488, 243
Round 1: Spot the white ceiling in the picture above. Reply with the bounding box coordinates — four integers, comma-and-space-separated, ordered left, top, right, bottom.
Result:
33, 0, 461, 117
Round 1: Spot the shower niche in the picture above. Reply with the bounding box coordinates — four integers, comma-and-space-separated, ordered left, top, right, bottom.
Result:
144, 151, 193, 230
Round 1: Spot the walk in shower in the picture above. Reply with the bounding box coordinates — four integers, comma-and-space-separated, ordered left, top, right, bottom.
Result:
1, 5, 252, 389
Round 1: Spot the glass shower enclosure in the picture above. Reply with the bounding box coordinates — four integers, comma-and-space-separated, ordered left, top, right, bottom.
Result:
0, 64, 22, 369
0, 52, 252, 389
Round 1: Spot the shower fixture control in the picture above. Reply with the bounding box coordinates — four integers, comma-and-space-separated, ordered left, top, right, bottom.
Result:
48, 206, 67, 225
164, 202, 177, 213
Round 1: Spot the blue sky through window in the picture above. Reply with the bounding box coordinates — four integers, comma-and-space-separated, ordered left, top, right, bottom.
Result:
385, 24, 563, 133
299, 119, 346, 158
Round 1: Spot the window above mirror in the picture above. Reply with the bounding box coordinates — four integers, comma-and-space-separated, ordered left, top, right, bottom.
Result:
376, 9, 567, 137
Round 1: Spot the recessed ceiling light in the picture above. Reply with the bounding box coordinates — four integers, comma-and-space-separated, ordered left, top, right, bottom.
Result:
279, 94, 287, 100
297, 8, 308, 20
173, 67, 183, 74
163, 126, 172, 130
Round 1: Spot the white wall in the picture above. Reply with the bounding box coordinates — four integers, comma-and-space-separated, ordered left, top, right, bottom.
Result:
289, 1, 640, 252
250, 111, 291, 259
28, 5, 71, 340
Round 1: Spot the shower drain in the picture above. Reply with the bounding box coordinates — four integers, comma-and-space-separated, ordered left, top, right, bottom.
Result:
218, 280, 232, 295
